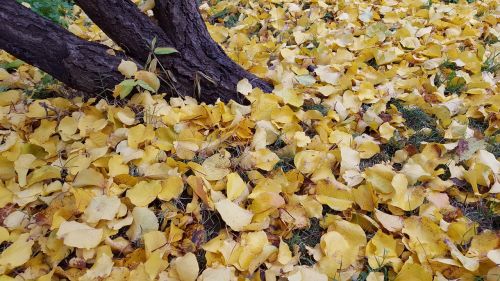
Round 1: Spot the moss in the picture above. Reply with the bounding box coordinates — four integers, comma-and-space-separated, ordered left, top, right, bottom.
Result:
468, 117, 488, 133
391, 100, 435, 131
18, 0, 73, 26
407, 127, 444, 149
440, 60, 459, 70
285, 218, 323, 266
275, 156, 295, 172
486, 140, 500, 158
303, 104, 329, 116
28, 74, 59, 99
359, 153, 390, 171
381, 131, 406, 157
444, 71, 466, 95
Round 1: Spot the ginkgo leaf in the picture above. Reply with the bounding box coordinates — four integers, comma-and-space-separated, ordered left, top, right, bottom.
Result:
174, 253, 199, 281
0, 233, 33, 269
226, 172, 246, 201
0, 0, 498, 279
214, 198, 253, 231
135, 71, 160, 92
73, 168, 105, 188
118, 60, 137, 78
237, 79, 253, 96
127, 180, 162, 207
56, 221, 103, 249
83, 195, 121, 223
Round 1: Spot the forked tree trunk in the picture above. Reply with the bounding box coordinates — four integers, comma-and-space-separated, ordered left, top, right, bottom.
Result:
0, 0, 127, 95
0, 0, 272, 103
75, 0, 272, 103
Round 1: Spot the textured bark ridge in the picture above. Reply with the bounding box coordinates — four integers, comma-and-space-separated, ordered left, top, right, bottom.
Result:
75, 0, 273, 103
0, 0, 126, 94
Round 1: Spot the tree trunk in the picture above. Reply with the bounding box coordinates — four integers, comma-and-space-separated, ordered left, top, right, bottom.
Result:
153, 0, 273, 97
0, 0, 127, 95
75, 0, 272, 104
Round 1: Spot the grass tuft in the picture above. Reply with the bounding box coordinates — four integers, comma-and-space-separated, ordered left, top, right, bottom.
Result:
285, 218, 323, 266
18, 0, 73, 26
481, 53, 500, 74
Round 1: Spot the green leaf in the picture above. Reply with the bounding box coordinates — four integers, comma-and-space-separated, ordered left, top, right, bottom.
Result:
154, 47, 178, 55
118, 79, 137, 99
0, 59, 24, 70
136, 80, 156, 92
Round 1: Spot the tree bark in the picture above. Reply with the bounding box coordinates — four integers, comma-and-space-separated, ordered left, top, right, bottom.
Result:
0, 0, 127, 95
153, 0, 273, 97
75, 0, 272, 104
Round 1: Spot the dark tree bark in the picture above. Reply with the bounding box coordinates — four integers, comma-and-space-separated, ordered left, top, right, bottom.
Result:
75, 0, 273, 103
0, 0, 272, 103
0, 0, 127, 95
153, 0, 273, 95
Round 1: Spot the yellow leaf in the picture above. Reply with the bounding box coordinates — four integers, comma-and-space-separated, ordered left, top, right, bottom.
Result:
14, 154, 36, 187
0, 233, 33, 269
83, 195, 121, 223
487, 249, 500, 265
158, 176, 184, 201
135, 71, 160, 92
73, 168, 105, 188
366, 231, 401, 270
340, 146, 360, 173
144, 251, 167, 280
126, 180, 162, 207
226, 172, 246, 201
315, 65, 340, 84
252, 149, 280, 171
364, 164, 395, 194
214, 198, 253, 231
108, 155, 129, 177
126, 207, 159, 241
27, 166, 61, 186
175, 253, 199, 281
294, 131, 311, 148
374, 209, 403, 232
374, 47, 404, 65
402, 217, 447, 261
379, 122, 396, 141
118, 60, 138, 78
143, 231, 167, 257
278, 238, 292, 265
237, 79, 253, 96
445, 239, 479, 271
56, 221, 103, 249
198, 267, 233, 281
394, 261, 432, 281
202, 152, 231, 181
274, 86, 304, 107
294, 150, 323, 174
128, 124, 154, 149
80, 253, 114, 280
0, 227, 8, 244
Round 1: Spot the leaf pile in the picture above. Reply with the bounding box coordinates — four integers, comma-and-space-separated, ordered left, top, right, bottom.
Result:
0, 0, 499, 280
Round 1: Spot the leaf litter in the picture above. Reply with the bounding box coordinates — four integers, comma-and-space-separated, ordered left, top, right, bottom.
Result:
0, 0, 499, 280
